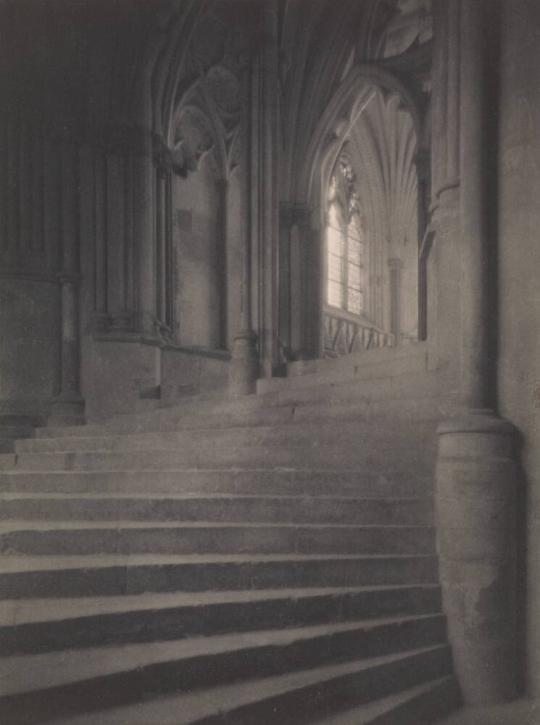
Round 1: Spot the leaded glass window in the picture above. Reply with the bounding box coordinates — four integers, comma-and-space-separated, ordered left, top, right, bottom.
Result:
325, 155, 367, 316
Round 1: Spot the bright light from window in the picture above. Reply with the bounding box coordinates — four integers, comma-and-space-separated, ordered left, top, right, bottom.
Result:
325, 160, 367, 316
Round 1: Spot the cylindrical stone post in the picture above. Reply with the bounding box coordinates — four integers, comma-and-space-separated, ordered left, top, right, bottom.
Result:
435, 0, 518, 704
437, 412, 517, 704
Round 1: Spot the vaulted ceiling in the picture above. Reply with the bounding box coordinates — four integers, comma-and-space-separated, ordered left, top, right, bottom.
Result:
0, 0, 431, 191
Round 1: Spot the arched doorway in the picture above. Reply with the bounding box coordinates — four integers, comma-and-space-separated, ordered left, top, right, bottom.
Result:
320, 89, 421, 357
279, 67, 428, 363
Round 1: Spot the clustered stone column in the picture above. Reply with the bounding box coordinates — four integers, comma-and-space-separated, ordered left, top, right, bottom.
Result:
230, 2, 280, 393
434, 0, 518, 705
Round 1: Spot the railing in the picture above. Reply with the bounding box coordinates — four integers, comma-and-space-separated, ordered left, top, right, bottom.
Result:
323, 310, 395, 357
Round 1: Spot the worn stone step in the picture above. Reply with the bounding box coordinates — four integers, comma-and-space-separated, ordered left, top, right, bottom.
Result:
0, 584, 442, 656
0, 426, 36, 455
0, 494, 433, 526
36, 394, 448, 440
35, 369, 454, 443
288, 342, 429, 376
0, 453, 17, 470
18, 419, 436, 454
315, 675, 461, 724
10, 445, 433, 472
0, 622, 449, 724
258, 367, 446, 403
0, 469, 431, 497
0, 522, 435, 556
48, 677, 461, 723
123, 377, 448, 425
0, 438, 17, 453
24, 646, 454, 725
0, 415, 43, 427
36, 423, 104, 439
257, 346, 430, 395
0, 426, 35, 438
0, 553, 440, 599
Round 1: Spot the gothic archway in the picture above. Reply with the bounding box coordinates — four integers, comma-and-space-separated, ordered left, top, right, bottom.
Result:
292, 67, 425, 360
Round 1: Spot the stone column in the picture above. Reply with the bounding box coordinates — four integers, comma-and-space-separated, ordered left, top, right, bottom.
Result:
258, 0, 280, 376
230, 3, 279, 393
428, 0, 461, 367
49, 142, 85, 426
229, 220, 259, 395
388, 257, 403, 345
435, 0, 518, 705
279, 203, 311, 360
216, 178, 229, 351
415, 150, 430, 341
48, 274, 85, 425
133, 133, 156, 337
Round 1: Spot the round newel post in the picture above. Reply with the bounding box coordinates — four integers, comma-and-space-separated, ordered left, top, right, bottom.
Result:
434, 0, 518, 704
437, 412, 517, 703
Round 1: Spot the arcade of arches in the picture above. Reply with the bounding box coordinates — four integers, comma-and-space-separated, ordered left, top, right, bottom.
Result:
0, 1, 538, 722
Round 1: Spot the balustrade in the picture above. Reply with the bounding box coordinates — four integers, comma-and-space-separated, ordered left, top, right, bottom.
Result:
323, 310, 394, 357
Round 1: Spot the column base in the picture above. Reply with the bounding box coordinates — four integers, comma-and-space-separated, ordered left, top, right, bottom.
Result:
436, 409, 518, 705
47, 393, 86, 427
229, 330, 259, 396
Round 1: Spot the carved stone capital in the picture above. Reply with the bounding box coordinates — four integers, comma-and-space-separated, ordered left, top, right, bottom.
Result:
280, 203, 311, 230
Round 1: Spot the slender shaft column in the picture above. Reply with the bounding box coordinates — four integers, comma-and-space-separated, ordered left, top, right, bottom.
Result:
133, 136, 156, 336
48, 142, 85, 426
259, 0, 280, 376
57, 276, 83, 397
216, 178, 229, 350
435, 0, 518, 704
459, 1, 492, 409
229, 218, 259, 395
280, 203, 315, 360
388, 257, 403, 345
106, 152, 131, 331
428, 0, 461, 366
229, 126, 259, 394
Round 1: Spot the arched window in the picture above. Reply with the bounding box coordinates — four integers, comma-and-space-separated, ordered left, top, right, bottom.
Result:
325, 155, 367, 317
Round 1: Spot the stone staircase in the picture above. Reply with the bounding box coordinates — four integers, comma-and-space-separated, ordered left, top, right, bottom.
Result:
0, 347, 461, 724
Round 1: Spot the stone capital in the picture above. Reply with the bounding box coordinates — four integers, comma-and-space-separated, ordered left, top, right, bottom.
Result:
280, 203, 311, 230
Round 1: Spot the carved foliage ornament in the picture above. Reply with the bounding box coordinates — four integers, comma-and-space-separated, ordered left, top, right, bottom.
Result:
171, 66, 243, 178
170, 3, 252, 178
